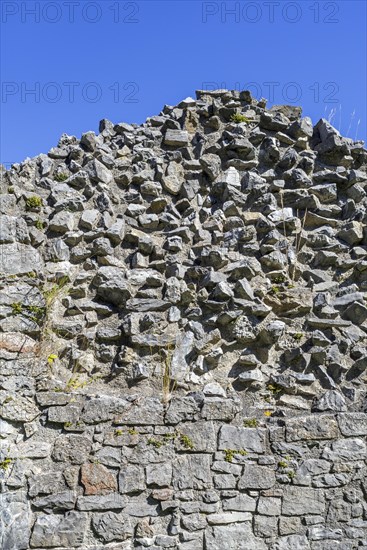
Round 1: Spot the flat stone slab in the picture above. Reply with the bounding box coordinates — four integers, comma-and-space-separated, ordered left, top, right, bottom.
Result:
218, 426, 266, 453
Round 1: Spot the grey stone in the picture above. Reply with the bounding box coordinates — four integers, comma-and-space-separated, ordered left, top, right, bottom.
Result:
344, 301, 367, 324
119, 464, 145, 494
28, 471, 64, 497
218, 426, 266, 453
272, 535, 311, 550
222, 493, 257, 512
257, 496, 282, 516
173, 454, 212, 490
30, 511, 88, 548
52, 435, 92, 464
85, 158, 112, 184
113, 398, 164, 425
286, 415, 339, 441
0, 491, 30, 550
0, 391, 39, 422
77, 494, 127, 511
207, 512, 252, 524
33, 491, 77, 511
204, 524, 267, 550
238, 464, 276, 490
313, 390, 347, 412
164, 129, 189, 147
0, 243, 43, 275
0, 216, 29, 244
146, 462, 172, 487
124, 496, 160, 517
94, 267, 132, 306
92, 512, 133, 542
165, 396, 200, 424
171, 330, 195, 380
282, 487, 325, 516
322, 437, 366, 461
49, 211, 75, 233
176, 421, 217, 452
82, 396, 128, 423
337, 413, 367, 436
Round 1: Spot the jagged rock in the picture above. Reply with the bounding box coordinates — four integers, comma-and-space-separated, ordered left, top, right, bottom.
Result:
93, 267, 132, 306
91, 512, 133, 542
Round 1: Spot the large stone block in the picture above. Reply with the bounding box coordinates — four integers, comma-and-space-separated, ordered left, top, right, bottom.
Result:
282, 487, 325, 516
30, 511, 87, 548
286, 415, 339, 442
0, 491, 30, 550
0, 243, 43, 275
204, 523, 267, 550
218, 425, 266, 453
238, 464, 276, 490
173, 454, 212, 490
337, 413, 367, 436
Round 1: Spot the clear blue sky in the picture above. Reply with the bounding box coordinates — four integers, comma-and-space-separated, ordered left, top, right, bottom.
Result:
1, 0, 366, 165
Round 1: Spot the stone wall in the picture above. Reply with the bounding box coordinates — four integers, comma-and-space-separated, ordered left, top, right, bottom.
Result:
3, 390, 367, 549
0, 88, 367, 549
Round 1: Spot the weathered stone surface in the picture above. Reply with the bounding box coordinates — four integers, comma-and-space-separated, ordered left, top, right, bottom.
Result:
238, 464, 276, 490
218, 426, 266, 453
82, 396, 128, 424
52, 435, 92, 464
222, 492, 257, 512
146, 462, 172, 487
113, 398, 164, 425
272, 535, 311, 549
118, 464, 145, 494
81, 463, 117, 495
0, 243, 43, 275
282, 487, 325, 515
91, 512, 133, 542
286, 415, 339, 441
30, 511, 88, 548
0, 491, 30, 550
322, 437, 367, 461
175, 421, 217, 452
164, 129, 189, 147
0, 391, 39, 422
94, 266, 132, 306
76, 494, 127, 511
173, 454, 212, 490
32, 491, 77, 511
337, 413, 367, 436
204, 524, 267, 550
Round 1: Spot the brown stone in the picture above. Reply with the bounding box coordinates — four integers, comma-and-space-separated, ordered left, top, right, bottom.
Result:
0, 332, 38, 353
81, 463, 117, 495
151, 488, 174, 501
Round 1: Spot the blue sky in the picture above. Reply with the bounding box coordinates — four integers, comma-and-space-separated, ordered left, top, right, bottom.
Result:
1, 0, 366, 165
